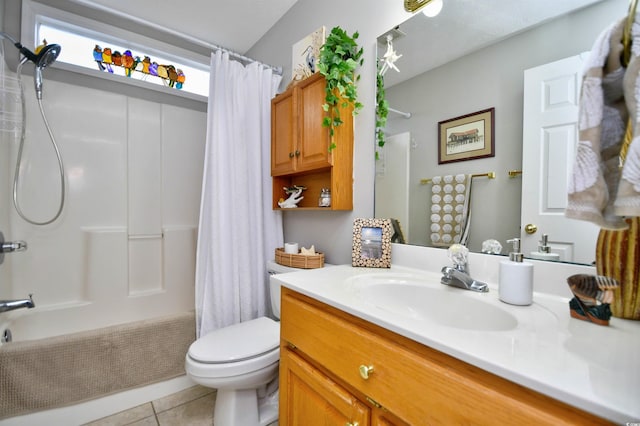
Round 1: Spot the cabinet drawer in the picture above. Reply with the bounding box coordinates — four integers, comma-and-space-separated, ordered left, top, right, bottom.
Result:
281, 288, 611, 425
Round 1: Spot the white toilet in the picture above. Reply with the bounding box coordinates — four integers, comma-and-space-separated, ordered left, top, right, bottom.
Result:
184, 261, 295, 426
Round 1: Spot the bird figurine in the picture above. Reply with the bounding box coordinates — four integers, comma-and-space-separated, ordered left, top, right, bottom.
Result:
101, 47, 114, 73
112, 50, 122, 67
175, 69, 185, 89
141, 56, 151, 74
149, 61, 159, 76
166, 65, 178, 87
93, 45, 105, 71
122, 50, 137, 77
157, 64, 169, 81
278, 185, 306, 208
567, 274, 619, 326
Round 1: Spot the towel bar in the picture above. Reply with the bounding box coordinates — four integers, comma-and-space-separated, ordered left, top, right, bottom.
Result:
420, 171, 495, 185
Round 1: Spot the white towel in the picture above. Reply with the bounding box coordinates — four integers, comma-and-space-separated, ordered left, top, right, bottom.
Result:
566, 16, 640, 229
429, 174, 472, 247
616, 19, 640, 217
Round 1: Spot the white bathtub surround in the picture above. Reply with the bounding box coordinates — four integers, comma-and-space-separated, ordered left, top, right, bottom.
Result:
195, 51, 283, 337
4, 76, 205, 336
272, 244, 640, 423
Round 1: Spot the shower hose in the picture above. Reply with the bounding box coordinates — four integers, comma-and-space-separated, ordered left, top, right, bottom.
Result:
13, 60, 65, 226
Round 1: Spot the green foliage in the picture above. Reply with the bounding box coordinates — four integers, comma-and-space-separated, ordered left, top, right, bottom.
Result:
318, 26, 364, 150
375, 66, 389, 160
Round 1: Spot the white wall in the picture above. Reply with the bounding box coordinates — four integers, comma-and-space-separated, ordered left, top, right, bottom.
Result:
248, 0, 411, 264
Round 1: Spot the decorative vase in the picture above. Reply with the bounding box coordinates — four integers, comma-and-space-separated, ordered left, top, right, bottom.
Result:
595, 217, 640, 320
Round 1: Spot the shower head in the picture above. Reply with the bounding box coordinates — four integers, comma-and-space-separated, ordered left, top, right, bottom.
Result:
17, 42, 62, 70
0, 33, 62, 100
30, 44, 61, 100
34, 43, 61, 68
0, 32, 61, 67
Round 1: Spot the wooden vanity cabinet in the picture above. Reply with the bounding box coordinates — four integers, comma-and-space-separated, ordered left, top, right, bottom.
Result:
279, 287, 612, 425
271, 72, 353, 210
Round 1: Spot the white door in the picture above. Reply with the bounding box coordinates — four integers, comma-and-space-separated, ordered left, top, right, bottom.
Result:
521, 53, 600, 264
375, 132, 411, 242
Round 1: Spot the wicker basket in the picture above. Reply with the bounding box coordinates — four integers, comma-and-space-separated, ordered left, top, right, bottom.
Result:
275, 247, 325, 269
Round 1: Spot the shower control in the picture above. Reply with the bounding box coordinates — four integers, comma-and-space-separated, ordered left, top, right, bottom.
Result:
0, 231, 27, 265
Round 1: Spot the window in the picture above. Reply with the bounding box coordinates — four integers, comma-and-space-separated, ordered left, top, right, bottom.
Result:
22, 1, 210, 99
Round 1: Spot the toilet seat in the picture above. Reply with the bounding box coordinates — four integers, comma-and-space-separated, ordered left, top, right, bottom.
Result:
186, 317, 280, 378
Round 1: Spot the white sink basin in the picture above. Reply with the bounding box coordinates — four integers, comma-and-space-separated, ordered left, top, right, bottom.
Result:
345, 273, 518, 331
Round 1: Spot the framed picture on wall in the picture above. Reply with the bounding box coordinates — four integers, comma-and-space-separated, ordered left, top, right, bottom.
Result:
352, 218, 392, 268
438, 107, 495, 164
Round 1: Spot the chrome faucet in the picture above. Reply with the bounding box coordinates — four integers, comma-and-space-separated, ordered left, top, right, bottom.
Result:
0, 294, 35, 313
441, 266, 489, 292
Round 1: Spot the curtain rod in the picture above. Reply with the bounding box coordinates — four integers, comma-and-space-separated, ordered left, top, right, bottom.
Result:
70, 0, 283, 75
388, 107, 411, 119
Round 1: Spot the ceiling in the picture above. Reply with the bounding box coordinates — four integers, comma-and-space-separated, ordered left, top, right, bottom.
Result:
76, 0, 609, 79
80, 0, 299, 54
379, 0, 607, 87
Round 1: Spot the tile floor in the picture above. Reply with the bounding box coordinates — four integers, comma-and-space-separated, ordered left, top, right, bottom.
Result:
84, 385, 216, 426
84, 386, 279, 426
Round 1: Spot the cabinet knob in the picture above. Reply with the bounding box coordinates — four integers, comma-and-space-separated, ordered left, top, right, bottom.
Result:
289, 152, 294, 158
295, 150, 300, 157
358, 364, 374, 380
346, 423, 359, 426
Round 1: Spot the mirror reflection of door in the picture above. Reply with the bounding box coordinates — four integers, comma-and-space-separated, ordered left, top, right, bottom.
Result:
375, 132, 411, 243
521, 53, 600, 264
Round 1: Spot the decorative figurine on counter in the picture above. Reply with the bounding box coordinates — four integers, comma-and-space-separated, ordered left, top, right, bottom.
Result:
278, 185, 306, 208
300, 245, 316, 255
567, 274, 619, 326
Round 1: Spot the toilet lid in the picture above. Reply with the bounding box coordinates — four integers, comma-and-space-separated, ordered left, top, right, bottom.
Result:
189, 317, 279, 364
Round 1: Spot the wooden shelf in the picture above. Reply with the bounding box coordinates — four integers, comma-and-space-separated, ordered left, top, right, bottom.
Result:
271, 73, 353, 211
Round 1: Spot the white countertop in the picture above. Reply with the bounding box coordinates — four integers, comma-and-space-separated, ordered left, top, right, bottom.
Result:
273, 264, 640, 424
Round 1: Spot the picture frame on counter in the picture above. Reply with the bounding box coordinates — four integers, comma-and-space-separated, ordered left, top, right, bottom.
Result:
352, 218, 392, 268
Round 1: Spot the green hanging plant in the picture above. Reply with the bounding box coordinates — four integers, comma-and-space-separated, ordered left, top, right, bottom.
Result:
375, 64, 389, 160
318, 26, 364, 151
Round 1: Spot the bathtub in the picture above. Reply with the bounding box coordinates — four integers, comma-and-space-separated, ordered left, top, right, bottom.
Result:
0, 309, 197, 425
0, 227, 199, 423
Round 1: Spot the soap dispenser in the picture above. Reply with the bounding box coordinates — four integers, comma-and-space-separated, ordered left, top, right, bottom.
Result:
528, 234, 560, 261
499, 238, 533, 305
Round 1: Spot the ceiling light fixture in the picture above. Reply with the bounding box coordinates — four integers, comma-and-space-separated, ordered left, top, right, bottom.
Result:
421, 0, 443, 17
404, 0, 443, 17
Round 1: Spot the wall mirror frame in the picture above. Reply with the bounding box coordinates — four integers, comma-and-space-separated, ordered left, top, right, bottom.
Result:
374, 0, 627, 266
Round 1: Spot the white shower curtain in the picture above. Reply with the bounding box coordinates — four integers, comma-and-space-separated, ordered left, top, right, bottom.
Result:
195, 50, 283, 338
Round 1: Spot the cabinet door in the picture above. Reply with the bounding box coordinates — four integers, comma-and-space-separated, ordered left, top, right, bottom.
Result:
297, 75, 332, 172
271, 90, 296, 176
372, 409, 410, 426
280, 347, 370, 426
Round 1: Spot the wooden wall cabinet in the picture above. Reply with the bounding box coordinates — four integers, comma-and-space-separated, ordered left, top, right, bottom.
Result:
271, 73, 353, 210
279, 288, 612, 425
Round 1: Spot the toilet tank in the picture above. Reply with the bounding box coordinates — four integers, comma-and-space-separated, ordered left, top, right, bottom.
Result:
266, 260, 334, 320
266, 260, 298, 320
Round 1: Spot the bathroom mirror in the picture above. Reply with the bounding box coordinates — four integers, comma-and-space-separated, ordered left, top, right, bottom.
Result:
374, 0, 625, 265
